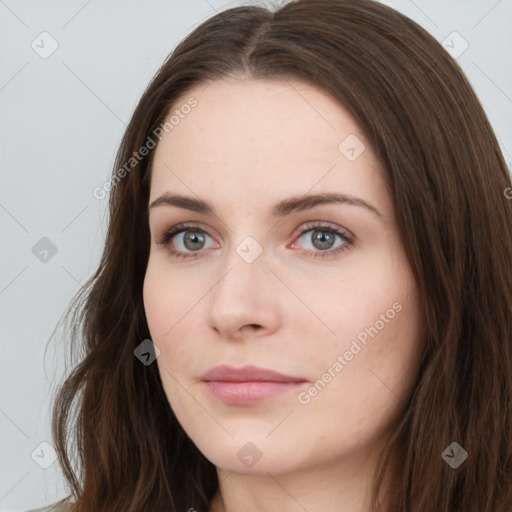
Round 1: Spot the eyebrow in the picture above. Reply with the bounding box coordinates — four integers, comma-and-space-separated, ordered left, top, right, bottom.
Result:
148, 192, 383, 220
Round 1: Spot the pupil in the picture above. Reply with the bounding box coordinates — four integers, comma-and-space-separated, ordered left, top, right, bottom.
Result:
184, 231, 204, 251
313, 230, 334, 250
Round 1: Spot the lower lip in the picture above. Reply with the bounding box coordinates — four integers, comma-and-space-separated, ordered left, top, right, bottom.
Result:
203, 381, 306, 405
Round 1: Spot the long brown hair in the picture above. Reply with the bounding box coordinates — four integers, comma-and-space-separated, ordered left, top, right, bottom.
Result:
51, 0, 512, 510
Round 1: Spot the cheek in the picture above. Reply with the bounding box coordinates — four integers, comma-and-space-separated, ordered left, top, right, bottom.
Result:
305, 249, 423, 397
143, 260, 205, 377
297, 274, 409, 359
143, 267, 190, 415
294, 294, 422, 454
364, 288, 424, 400
142, 256, 202, 341
323, 287, 422, 415
143, 264, 169, 341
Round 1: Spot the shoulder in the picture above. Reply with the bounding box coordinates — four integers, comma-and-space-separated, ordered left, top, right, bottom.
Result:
26, 503, 72, 512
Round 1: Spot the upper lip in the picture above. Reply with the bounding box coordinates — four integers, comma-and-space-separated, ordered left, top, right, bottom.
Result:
201, 364, 307, 383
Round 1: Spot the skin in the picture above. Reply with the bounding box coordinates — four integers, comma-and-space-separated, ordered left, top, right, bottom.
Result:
143, 77, 425, 512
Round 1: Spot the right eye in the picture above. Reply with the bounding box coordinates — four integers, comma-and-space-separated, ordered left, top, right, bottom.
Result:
158, 223, 218, 259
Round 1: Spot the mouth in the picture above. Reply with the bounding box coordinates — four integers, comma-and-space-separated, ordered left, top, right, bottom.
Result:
200, 364, 308, 405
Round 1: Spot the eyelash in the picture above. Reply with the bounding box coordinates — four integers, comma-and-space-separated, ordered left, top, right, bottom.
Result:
157, 221, 354, 260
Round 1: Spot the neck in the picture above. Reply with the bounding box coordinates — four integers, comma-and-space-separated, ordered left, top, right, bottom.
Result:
209, 437, 399, 512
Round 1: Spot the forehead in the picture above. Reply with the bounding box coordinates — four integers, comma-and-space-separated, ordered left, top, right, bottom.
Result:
149, 78, 388, 212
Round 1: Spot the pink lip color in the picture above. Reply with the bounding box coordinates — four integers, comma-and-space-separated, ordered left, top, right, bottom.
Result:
201, 364, 308, 405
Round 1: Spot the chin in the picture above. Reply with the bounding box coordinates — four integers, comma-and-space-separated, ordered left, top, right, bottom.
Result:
193, 434, 312, 476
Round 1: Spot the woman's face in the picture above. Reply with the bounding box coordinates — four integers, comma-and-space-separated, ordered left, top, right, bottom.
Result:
143, 77, 424, 476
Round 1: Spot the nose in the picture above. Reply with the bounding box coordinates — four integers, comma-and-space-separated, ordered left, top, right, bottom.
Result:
205, 245, 281, 341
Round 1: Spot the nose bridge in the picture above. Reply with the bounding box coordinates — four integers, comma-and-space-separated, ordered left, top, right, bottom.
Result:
206, 235, 279, 336
212, 237, 268, 308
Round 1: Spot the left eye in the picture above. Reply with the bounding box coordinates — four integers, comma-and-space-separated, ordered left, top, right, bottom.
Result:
296, 228, 346, 251
291, 223, 353, 257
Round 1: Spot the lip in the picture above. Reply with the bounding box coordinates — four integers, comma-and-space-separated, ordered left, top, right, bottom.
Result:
201, 364, 306, 383
201, 364, 308, 405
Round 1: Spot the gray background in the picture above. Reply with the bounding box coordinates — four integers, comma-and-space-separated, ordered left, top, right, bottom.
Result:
1, 0, 511, 510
